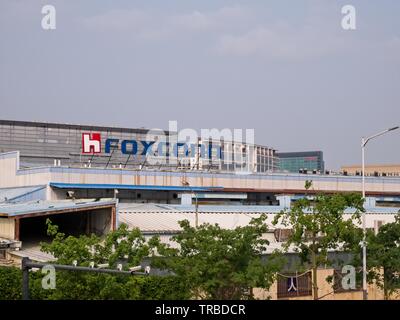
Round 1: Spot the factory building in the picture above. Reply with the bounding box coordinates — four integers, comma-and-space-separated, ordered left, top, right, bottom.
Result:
0, 120, 279, 173
1, 120, 400, 272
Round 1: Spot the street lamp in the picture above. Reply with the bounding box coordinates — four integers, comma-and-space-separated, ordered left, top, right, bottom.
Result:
361, 126, 399, 300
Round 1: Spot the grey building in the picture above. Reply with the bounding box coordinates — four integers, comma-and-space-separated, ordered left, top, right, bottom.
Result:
0, 119, 278, 173
0, 119, 167, 168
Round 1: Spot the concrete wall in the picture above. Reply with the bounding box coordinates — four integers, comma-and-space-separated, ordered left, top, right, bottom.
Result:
47, 170, 400, 194
0, 218, 14, 239
2, 152, 400, 198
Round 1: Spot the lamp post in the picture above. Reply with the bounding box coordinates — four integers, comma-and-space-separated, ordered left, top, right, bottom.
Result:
361, 126, 399, 300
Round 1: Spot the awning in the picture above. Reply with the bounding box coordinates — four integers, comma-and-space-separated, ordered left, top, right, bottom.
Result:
50, 182, 223, 192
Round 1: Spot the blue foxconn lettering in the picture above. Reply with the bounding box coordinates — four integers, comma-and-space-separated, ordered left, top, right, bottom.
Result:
104, 138, 222, 159
199, 304, 245, 315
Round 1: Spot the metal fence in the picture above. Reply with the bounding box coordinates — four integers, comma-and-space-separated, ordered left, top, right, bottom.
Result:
21, 257, 150, 300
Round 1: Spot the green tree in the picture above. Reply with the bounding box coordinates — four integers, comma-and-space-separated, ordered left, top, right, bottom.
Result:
272, 182, 364, 300
0, 267, 189, 300
41, 220, 153, 268
153, 214, 285, 300
0, 221, 191, 300
33, 219, 190, 300
362, 213, 400, 299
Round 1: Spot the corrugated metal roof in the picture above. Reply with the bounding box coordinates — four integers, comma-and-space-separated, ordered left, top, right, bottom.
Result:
0, 198, 117, 217
119, 203, 400, 214
119, 203, 286, 213
119, 211, 261, 232
118, 204, 400, 233
120, 204, 400, 255
142, 233, 287, 254
118, 204, 270, 232
0, 185, 46, 203
171, 204, 285, 213
118, 203, 182, 212
185, 204, 400, 215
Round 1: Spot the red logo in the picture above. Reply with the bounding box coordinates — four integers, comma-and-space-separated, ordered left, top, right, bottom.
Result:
82, 133, 101, 154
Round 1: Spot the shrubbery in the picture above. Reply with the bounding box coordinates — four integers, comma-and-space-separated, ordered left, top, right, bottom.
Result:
0, 266, 189, 300
0, 266, 22, 300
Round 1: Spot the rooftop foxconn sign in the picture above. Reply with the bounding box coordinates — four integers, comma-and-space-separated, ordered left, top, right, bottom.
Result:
81, 121, 256, 173
81, 132, 223, 159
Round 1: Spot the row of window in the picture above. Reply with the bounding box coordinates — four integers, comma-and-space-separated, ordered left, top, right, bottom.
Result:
277, 270, 361, 299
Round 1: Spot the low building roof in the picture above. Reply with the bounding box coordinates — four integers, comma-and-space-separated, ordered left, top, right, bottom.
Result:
9, 244, 56, 263
0, 185, 46, 203
0, 198, 117, 218
118, 203, 400, 233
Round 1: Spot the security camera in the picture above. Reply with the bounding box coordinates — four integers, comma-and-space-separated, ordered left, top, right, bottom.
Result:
145, 266, 151, 275
67, 191, 75, 199
113, 189, 119, 199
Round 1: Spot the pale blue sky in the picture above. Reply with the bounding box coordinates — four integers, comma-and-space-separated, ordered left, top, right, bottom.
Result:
1, 0, 399, 169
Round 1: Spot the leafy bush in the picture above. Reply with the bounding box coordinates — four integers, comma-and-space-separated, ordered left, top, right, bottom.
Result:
0, 267, 22, 300
0, 266, 189, 300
